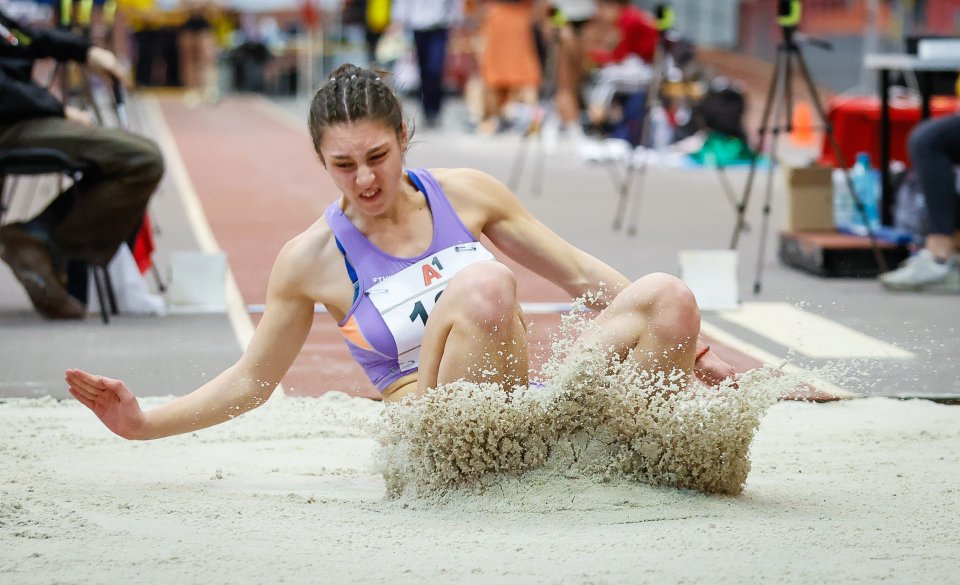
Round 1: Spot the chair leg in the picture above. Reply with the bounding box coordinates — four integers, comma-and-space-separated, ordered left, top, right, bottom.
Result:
0, 175, 19, 225
150, 263, 167, 293
91, 267, 110, 324
102, 267, 119, 315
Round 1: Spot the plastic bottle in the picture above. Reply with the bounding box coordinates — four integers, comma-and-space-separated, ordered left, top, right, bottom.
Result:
832, 168, 855, 232
845, 152, 881, 236
649, 105, 672, 151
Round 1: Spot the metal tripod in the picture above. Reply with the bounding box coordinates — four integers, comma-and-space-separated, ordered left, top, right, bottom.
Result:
729, 23, 888, 294
610, 8, 672, 235
612, 4, 749, 236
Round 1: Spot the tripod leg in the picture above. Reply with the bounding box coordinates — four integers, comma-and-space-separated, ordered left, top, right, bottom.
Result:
508, 134, 531, 192
753, 132, 783, 295
625, 155, 649, 236
730, 46, 785, 249
784, 45, 794, 134
752, 62, 789, 296
614, 38, 667, 233
532, 131, 546, 198
792, 50, 889, 273
716, 166, 750, 232
610, 160, 627, 230
612, 151, 640, 231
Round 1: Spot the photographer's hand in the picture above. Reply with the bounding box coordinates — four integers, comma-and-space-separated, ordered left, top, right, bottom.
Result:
86, 46, 128, 86
64, 105, 94, 126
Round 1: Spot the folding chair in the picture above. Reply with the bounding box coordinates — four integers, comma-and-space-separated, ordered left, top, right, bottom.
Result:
0, 147, 118, 323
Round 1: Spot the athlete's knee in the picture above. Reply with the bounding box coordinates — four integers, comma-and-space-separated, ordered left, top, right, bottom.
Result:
627, 272, 700, 338
446, 262, 519, 326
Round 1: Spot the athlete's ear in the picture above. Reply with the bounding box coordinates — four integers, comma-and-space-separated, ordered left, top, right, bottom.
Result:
399, 123, 409, 153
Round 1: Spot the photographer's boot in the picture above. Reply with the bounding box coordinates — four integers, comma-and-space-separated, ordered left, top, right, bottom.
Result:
0, 224, 85, 319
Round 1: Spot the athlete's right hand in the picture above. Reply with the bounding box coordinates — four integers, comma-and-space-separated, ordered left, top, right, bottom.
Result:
65, 369, 148, 440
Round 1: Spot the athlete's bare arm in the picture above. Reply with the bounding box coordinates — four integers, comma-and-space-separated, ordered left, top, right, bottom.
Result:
437, 168, 630, 309
436, 168, 736, 385
67, 222, 353, 439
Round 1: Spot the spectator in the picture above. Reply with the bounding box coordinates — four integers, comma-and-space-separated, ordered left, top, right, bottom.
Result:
879, 113, 960, 293
0, 8, 164, 319
550, 0, 595, 132
122, 0, 183, 88
584, 0, 657, 131
391, 0, 463, 129
477, 0, 546, 135
366, 0, 393, 66
178, 0, 219, 104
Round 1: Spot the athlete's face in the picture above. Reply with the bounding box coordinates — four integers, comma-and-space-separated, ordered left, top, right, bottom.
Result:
319, 119, 407, 216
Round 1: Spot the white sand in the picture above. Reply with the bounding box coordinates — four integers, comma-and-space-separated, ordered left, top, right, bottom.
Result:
2, 390, 958, 585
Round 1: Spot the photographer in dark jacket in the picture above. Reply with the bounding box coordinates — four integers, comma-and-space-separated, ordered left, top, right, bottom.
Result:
1, 9, 164, 319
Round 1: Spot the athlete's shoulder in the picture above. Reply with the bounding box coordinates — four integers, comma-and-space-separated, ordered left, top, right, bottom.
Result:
430, 167, 514, 204
429, 167, 499, 189
272, 215, 341, 288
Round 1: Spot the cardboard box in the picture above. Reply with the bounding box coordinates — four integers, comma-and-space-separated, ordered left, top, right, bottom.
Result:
785, 164, 835, 231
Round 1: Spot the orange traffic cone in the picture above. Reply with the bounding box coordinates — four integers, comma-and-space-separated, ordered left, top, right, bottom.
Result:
790, 101, 816, 146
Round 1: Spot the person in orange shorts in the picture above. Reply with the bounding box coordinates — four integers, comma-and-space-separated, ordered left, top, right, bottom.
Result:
477, 0, 545, 134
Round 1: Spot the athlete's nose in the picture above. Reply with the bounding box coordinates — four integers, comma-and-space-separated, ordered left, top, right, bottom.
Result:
356, 165, 374, 189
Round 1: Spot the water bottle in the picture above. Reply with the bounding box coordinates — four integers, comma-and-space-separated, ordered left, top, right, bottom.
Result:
649, 105, 672, 151
846, 152, 881, 236
832, 168, 855, 231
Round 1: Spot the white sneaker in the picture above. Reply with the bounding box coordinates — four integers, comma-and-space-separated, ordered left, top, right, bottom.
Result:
879, 249, 960, 293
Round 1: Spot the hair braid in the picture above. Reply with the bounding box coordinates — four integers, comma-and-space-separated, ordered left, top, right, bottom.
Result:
308, 64, 409, 160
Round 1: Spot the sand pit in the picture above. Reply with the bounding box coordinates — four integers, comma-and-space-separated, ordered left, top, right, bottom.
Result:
2, 389, 958, 585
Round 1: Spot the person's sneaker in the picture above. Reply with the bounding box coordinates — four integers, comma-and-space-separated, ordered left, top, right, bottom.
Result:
0, 224, 86, 319
879, 249, 960, 293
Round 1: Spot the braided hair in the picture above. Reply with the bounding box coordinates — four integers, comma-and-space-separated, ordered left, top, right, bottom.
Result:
308, 64, 408, 163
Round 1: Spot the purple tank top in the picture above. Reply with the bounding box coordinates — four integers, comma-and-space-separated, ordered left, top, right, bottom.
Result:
325, 168, 492, 392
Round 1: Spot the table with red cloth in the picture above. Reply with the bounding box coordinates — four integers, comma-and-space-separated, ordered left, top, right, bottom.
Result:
818, 95, 960, 169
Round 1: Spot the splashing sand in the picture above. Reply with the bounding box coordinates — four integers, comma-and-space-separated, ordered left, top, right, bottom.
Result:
374, 303, 792, 499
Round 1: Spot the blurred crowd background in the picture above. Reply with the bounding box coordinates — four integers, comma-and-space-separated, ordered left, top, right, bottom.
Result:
2, 0, 955, 111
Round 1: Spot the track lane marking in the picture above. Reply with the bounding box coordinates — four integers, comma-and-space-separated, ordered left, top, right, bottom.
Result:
699, 321, 858, 399
718, 302, 915, 359
144, 97, 284, 396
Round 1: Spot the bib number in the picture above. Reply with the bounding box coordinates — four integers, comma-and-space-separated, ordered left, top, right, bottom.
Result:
366, 243, 495, 371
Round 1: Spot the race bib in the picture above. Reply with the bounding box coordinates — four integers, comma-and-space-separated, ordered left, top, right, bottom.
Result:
366, 242, 495, 371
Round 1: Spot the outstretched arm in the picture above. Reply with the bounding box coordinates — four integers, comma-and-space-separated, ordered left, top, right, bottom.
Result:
67, 242, 316, 439
447, 168, 630, 308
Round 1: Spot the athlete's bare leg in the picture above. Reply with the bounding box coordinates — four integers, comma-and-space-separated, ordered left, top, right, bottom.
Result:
577, 272, 701, 381
416, 262, 529, 394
